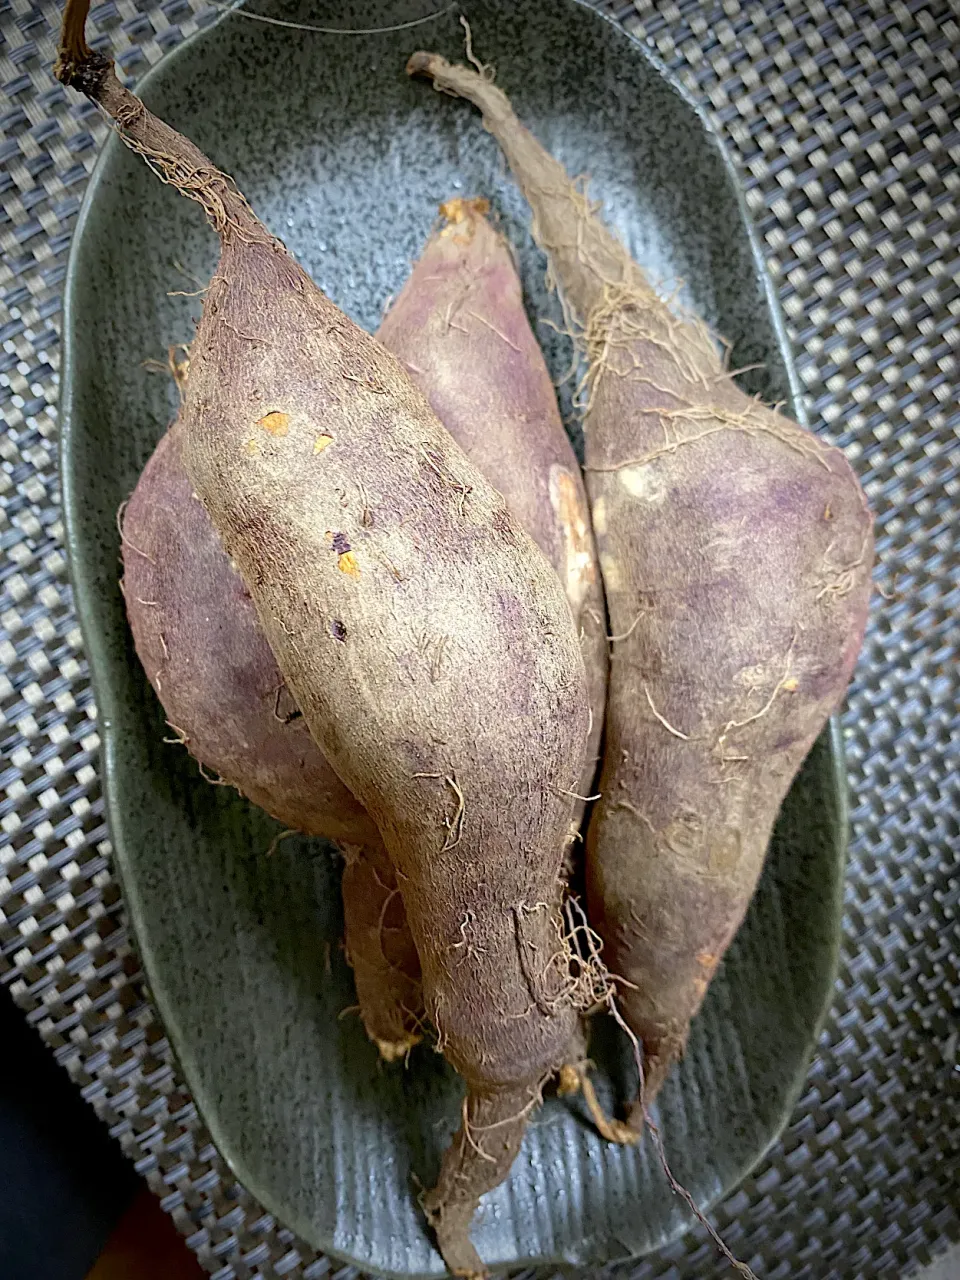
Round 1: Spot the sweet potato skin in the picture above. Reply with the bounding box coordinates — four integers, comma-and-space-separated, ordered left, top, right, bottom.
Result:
180, 238, 588, 1276
123, 428, 372, 844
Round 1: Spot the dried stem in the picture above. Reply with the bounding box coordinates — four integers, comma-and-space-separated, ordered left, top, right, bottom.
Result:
55, 0, 264, 243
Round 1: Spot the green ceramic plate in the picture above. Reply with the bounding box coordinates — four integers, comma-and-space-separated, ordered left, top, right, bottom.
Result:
60, 0, 848, 1273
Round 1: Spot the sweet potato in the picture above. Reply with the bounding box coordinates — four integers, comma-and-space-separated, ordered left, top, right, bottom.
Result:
123, 199, 607, 1068
410, 52, 873, 1125
57, 9, 591, 1275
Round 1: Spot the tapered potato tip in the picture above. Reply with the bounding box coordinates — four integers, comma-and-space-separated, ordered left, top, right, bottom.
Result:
406, 50, 492, 95
406, 50, 435, 77
406, 50, 498, 104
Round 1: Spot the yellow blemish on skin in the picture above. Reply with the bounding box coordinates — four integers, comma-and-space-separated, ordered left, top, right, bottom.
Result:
438, 196, 490, 242
257, 411, 289, 436
549, 466, 596, 611
783, 676, 799, 691
313, 434, 333, 455
696, 951, 718, 971
591, 496, 607, 536
599, 552, 622, 592
440, 196, 489, 223
338, 551, 360, 578
244, 438, 259, 456
619, 462, 665, 503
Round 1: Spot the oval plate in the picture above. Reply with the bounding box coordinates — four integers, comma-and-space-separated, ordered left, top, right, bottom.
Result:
61, 0, 848, 1273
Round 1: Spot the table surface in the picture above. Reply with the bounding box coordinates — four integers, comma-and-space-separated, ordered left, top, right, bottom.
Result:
1, 2, 958, 1278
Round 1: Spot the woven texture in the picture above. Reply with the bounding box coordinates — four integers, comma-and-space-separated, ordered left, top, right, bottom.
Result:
1, 1, 958, 1278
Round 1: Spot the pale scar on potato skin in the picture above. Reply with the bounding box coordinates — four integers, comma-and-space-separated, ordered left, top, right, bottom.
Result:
549, 465, 597, 615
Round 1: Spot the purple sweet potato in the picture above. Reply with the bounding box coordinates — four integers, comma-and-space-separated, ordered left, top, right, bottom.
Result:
56, 9, 592, 1275
410, 53, 873, 1126
123, 198, 607, 1070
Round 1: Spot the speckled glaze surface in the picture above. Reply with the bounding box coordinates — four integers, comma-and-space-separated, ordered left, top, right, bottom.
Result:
60, 0, 849, 1274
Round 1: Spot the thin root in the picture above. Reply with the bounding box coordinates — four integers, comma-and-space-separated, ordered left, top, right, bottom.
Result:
196, 761, 240, 792
564, 1065, 638, 1145
554, 786, 601, 803
418, 444, 472, 517
715, 634, 797, 759
162, 721, 189, 747
116, 499, 155, 564
608, 608, 645, 645
265, 828, 297, 858
464, 309, 521, 351
442, 773, 465, 851
643, 683, 690, 741
413, 772, 465, 851
606, 998, 757, 1279
459, 15, 495, 81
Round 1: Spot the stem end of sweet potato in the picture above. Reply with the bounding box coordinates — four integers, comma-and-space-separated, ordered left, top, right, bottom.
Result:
55, 0, 109, 92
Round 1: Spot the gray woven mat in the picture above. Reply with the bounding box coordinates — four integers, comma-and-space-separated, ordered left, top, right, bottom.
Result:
1, 1, 958, 1277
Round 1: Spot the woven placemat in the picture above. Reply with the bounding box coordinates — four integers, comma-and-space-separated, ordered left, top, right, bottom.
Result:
1, 1, 958, 1277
